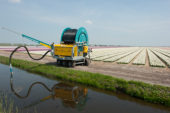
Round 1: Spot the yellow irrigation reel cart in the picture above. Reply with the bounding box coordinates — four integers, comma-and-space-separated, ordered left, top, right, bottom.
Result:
3, 27, 91, 67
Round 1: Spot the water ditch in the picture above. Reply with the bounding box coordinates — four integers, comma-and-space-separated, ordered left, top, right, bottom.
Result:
0, 63, 169, 113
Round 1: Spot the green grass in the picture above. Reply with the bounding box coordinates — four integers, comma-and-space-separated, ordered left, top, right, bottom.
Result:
0, 55, 170, 106
132, 63, 145, 65
117, 62, 128, 64
0, 98, 2, 113
0, 92, 18, 113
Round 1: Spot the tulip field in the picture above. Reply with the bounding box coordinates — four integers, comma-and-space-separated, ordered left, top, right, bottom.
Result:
5, 46, 169, 68
90, 47, 170, 68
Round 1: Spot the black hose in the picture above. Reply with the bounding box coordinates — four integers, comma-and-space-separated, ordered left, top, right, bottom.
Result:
9, 46, 51, 73
8, 46, 86, 103
9, 46, 51, 65
10, 76, 52, 99
9, 46, 52, 98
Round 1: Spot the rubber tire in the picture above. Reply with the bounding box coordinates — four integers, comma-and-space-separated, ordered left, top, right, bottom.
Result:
57, 60, 61, 65
62, 61, 67, 66
84, 58, 90, 66
67, 61, 73, 67
72, 61, 75, 67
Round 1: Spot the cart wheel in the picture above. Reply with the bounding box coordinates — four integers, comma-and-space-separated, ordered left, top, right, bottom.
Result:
57, 60, 61, 65
72, 61, 76, 67
62, 61, 66, 66
68, 61, 75, 67
84, 58, 90, 66
67, 61, 72, 67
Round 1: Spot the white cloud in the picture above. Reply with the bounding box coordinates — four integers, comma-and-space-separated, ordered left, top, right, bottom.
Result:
85, 20, 93, 25
8, 0, 21, 3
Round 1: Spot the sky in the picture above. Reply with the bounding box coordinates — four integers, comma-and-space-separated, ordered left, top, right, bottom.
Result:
0, 0, 170, 46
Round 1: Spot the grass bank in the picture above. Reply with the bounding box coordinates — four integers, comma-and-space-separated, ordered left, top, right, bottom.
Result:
0, 55, 170, 106
0, 92, 18, 113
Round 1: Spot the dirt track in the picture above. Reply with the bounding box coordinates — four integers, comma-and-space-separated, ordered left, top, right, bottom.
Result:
0, 50, 170, 87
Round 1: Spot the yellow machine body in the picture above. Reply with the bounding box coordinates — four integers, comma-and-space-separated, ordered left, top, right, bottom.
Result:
54, 44, 78, 57
83, 46, 88, 53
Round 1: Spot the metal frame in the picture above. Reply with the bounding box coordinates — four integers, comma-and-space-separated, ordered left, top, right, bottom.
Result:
54, 55, 85, 61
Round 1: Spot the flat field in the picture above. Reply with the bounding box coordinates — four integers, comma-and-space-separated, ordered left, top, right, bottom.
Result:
91, 47, 170, 68
0, 46, 170, 87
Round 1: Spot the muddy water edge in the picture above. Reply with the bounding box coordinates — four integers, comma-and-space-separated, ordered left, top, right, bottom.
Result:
0, 63, 170, 113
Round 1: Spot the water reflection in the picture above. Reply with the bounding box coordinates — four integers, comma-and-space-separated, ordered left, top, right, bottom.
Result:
0, 63, 170, 113
10, 73, 88, 109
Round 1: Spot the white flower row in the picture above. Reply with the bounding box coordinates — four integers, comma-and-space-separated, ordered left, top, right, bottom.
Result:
92, 48, 136, 61
133, 49, 146, 65
159, 49, 170, 55
151, 49, 170, 67
91, 51, 117, 59
93, 51, 127, 61
90, 47, 169, 68
103, 49, 137, 62
159, 51, 170, 58
153, 48, 170, 58
90, 48, 118, 59
91, 47, 139, 59
116, 49, 142, 64
147, 49, 165, 67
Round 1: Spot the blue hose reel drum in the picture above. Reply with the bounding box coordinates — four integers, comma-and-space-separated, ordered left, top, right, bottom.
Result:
61, 27, 88, 46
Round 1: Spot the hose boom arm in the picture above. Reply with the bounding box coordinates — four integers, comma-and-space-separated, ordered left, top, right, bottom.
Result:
21, 34, 51, 49
1, 27, 51, 49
